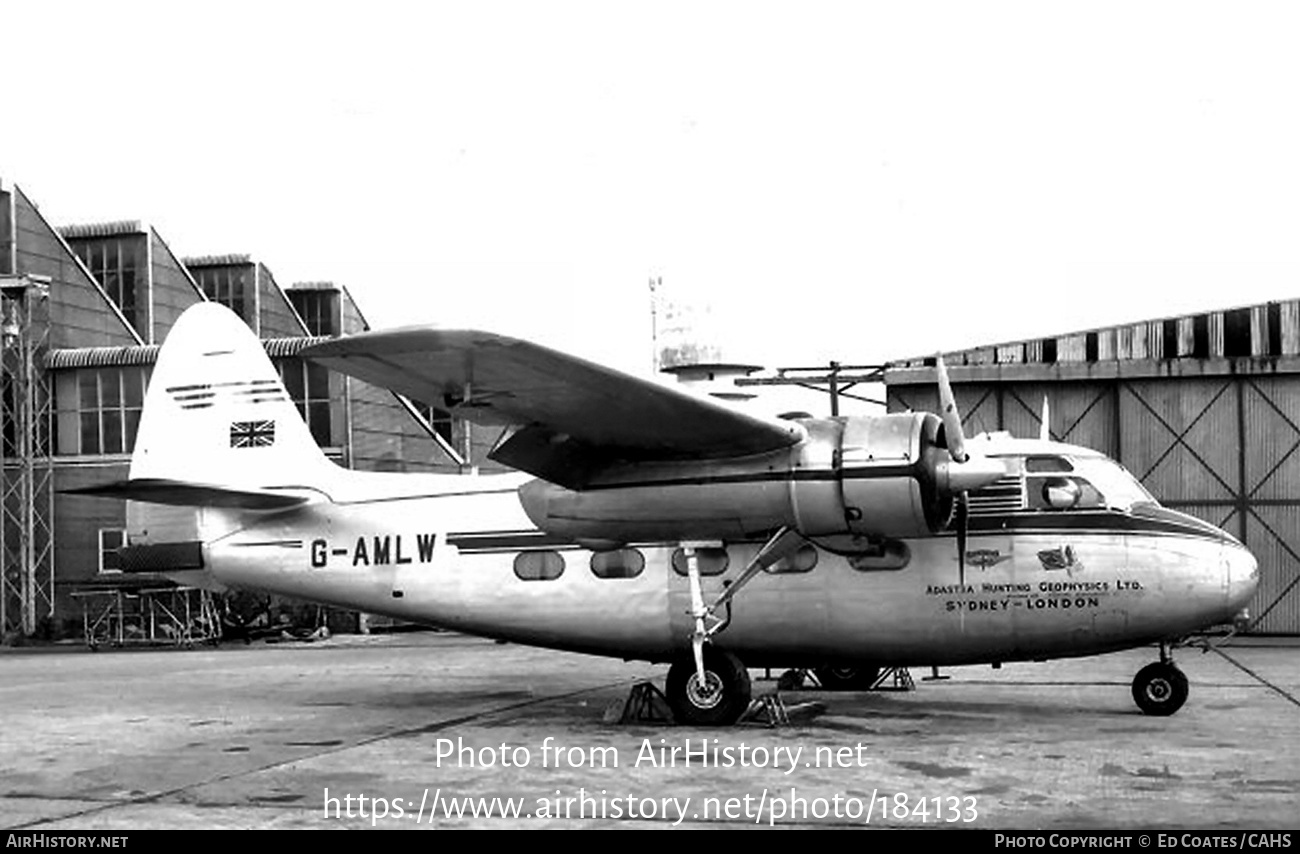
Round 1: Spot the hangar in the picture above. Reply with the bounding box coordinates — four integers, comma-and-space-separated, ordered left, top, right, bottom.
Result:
886, 309, 1300, 635
0, 178, 494, 640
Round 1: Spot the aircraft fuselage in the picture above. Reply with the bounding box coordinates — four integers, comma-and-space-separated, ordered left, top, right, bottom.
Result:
204, 478, 1257, 669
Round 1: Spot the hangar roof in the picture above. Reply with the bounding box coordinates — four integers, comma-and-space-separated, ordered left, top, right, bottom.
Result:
888, 298, 1300, 384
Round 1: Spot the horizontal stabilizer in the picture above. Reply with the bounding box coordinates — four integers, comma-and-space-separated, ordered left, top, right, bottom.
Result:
64, 478, 309, 510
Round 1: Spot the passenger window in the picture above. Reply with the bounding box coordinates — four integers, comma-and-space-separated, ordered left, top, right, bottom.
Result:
671, 547, 729, 577
513, 551, 565, 581
590, 548, 645, 579
847, 539, 910, 571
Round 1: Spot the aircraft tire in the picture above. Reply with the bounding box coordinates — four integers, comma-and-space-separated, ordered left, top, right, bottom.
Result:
814, 666, 881, 691
1131, 662, 1189, 716
666, 648, 751, 726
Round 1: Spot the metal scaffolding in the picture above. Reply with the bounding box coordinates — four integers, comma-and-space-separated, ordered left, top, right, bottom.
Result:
0, 275, 54, 637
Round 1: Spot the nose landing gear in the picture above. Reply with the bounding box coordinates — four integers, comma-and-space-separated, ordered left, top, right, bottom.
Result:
1131, 645, 1189, 716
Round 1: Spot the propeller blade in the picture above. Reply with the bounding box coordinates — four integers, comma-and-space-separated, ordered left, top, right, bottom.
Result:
956, 490, 969, 587
936, 355, 967, 463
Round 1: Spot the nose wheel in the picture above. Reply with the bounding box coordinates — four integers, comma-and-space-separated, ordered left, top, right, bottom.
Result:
1131, 659, 1189, 716
666, 647, 751, 726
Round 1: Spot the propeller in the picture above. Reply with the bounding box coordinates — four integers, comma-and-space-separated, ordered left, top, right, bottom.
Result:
954, 490, 970, 587
936, 355, 968, 466
935, 354, 1004, 586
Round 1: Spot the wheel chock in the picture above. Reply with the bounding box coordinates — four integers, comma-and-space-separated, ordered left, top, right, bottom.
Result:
740, 693, 827, 727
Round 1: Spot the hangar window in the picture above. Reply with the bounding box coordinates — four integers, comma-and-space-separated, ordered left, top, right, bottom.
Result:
99, 528, 127, 574
277, 359, 333, 447
1161, 319, 1178, 358
288, 289, 340, 337
54, 366, 150, 455
412, 401, 457, 446
514, 550, 565, 581
590, 548, 645, 579
73, 237, 146, 339
671, 547, 729, 577
193, 265, 251, 322
1192, 315, 1210, 359
764, 543, 818, 574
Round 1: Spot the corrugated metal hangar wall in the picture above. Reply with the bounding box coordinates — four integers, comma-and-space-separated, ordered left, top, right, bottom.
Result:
887, 305, 1300, 636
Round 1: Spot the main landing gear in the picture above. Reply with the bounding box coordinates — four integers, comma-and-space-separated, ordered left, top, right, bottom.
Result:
666, 531, 802, 726
1131, 644, 1189, 716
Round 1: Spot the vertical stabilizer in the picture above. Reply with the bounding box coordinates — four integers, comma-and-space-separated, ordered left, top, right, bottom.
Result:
130, 302, 337, 494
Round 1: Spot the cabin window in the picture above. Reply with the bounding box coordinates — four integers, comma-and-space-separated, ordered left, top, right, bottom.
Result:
590, 548, 645, 579
513, 550, 565, 581
847, 539, 910, 571
764, 543, 818, 574
671, 547, 729, 577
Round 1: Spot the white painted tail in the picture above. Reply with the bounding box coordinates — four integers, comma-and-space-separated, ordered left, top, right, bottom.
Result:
130, 302, 338, 496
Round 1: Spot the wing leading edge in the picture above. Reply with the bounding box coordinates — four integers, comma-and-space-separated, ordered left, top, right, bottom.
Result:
301, 328, 803, 488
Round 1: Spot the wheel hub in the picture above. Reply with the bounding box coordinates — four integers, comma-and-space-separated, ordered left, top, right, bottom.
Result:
1145, 678, 1172, 702
686, 671, 724, 709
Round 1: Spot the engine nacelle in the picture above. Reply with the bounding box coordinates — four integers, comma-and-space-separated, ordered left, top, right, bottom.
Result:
518, 412, 962, 548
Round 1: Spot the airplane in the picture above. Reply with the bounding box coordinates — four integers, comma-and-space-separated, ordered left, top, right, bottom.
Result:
75, 303, 1260, 726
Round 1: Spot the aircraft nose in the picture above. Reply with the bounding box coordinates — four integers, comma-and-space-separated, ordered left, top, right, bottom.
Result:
1224, 543, 1259, 616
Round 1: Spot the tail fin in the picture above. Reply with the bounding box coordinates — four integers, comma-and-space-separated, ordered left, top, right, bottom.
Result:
92, 301, 339, 501
67, 303, 337, 581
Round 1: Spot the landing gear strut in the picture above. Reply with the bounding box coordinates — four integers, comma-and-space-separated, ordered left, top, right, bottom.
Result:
1131, 644, 1188, 716
667, 531, 801, 726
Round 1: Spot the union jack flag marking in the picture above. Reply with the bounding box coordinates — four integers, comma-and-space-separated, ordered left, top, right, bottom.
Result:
230, 420, 276, 448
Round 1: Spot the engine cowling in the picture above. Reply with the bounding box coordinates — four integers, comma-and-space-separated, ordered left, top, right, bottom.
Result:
517, 411, 991, 550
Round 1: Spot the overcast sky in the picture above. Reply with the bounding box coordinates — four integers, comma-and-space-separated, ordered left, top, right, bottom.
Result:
6, 2, 1300, 384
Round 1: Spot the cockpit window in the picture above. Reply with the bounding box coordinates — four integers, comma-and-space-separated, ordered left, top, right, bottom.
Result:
1067, 457, 1156, 510
1028, 475, 1104, 511
978, 454, 1157, 514
1025, 455, 1073, 473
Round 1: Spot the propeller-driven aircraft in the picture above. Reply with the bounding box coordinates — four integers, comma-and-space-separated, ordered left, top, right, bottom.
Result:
78, 304, 1259, 725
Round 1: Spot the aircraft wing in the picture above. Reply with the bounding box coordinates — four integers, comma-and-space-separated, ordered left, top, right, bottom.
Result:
302, 328, 803, 489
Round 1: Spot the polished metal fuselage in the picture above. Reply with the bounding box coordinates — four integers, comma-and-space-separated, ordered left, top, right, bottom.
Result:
203, 469, 1258, 669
